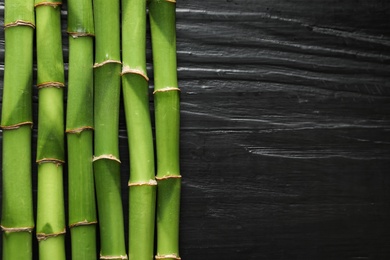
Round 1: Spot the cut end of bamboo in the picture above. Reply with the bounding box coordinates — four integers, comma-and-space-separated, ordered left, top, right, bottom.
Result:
156, 175, 182, 181
36, 229, 66, 241
100, 254, 128, 260
93, 154, 121, 163
165, 0, 177, 3
155, 254, 181, 260
0, 225, 34, 233
4, 20, 35, 29
121, 66, 149, 81
153, 87, 180, 94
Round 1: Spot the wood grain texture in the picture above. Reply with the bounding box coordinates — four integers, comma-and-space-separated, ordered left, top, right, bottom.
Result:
1, 0, 390, 259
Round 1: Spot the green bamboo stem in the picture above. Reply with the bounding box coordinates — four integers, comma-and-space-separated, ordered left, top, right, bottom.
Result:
34, 1, 66, 259
93, 0, 127, 258
67, 0, 97, 259
1, 0, 35, 258
122, 0, 156, 259
149, 0, 181, 259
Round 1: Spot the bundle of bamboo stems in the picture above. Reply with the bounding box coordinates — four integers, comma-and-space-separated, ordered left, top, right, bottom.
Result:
1, 0, 181, 259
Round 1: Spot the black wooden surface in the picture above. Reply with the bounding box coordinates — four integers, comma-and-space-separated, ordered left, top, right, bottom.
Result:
1, 0, 390, 259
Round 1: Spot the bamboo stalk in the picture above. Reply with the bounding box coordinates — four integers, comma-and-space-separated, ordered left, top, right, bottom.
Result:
93, 0, 127, 258
122, 0, 156, 259
66, 0, 97, 259
149, 0, 181, 259
34, 1, 66, 259
1, 0, 35, 258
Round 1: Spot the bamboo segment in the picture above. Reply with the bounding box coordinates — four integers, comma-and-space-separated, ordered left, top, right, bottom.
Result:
122, 0, 156, 259
93, 0, 127, 258
34, 1, 66, 258
149, 0, 181, 259
1, 0, 34, 258
67, 0, 97, 258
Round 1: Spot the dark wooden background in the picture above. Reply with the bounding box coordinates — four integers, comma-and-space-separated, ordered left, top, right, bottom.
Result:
1, 0, 390, 259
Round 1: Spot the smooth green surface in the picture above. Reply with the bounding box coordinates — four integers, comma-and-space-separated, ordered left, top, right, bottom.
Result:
1, 126, 33, 228
149, 0, 178, 91
38, 234, 66, 260
94, 159, 127, 257
93, 0, 120, 63
154, 90, 180, 177
123, 75, 155, 182
70, 225, 97, 260
66, 36, 94, 130
4, 0, 35, 25
2, 231, 33, 259
156, 178, 181, 256
67, 0, 94, 34
35, 5, 64, 85
129, 185, 156, 260
122, 0, 147, 75
67, 131, 96, 224
1, 27, 33, 126
94, 64, 121, 158
36, 87, 64, 162
36, 163, 65, 234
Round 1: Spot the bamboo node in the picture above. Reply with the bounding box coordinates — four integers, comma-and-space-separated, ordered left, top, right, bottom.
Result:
66, 126, 94, 134
94, 60, 122, 68
1, 121, 33, 130
156, 175, 182, 181
34, 1, 62, 7
0, 225, 34, 233
4, 20, 35, 29
93, 154, 121, 163
36, 229, 66, 241
36, 158, 65, 165
37, 82, 65, 89
68, 32, 95, 38
155, 254, 181, 260
121, 67, 149, 81
128, 179, 158, 187
100, 254, 128, 260
69, 220, 98, 228
153, 87, 181, 94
